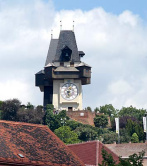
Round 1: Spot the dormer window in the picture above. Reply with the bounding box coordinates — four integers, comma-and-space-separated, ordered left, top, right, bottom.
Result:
60, 45, 72, 62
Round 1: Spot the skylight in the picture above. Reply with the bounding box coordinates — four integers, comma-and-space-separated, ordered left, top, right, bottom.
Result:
18, 154, 24, 158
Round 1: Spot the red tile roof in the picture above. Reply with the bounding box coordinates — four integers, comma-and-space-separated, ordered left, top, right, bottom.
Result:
68, 140, 119, 166
105, 142, 147, 158
0, 120, 84, 166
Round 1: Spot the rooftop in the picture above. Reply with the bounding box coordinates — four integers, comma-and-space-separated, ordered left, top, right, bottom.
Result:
68, 140, 119, 166
0, 120, 84, 166
105, 142, 147, 158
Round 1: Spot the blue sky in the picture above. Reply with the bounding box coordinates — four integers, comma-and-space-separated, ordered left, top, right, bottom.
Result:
52, 0, 147, 20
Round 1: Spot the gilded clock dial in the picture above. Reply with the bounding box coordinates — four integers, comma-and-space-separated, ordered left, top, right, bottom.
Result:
61, 83, 78, 100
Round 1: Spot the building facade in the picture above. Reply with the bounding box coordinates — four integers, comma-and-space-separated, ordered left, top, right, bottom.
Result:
35, 30, 91, 111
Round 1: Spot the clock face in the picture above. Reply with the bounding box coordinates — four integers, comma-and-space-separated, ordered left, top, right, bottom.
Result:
61, 83, 78, 100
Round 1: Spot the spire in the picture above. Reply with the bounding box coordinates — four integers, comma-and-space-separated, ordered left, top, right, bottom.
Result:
51, 29, 53, 39
60, 20, 62, 31
73, 20, 75, 31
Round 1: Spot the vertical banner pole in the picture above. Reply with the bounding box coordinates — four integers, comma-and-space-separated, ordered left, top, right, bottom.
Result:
146, 116, 147, 142
115, 117, 120, 144
143, 116, 147, 142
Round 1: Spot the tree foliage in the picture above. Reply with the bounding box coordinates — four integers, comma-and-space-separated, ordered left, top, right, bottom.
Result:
118, 106, 146, 121
111, 116, 144, 142
102, 132, 118, 144
99, 148, 117, 166
54, 126, 80, 144
74, 126, 98, 141
131, 133, 139, 143
1, 99, 21, 121
17, 106, 45, 124
66, 120, 82, 130
99, 104, 118, 116
94, 115, 108, 128
86, 106, 92, 112
45, 104, 68, 131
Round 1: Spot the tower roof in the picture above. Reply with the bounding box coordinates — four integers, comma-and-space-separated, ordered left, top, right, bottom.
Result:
45, 30, 81, 66
45, 39, 58, 66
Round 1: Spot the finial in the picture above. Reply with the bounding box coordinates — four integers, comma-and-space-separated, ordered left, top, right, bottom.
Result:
73, 20, 75, 31
51, 29, 53, 39
60, 20, 62, 31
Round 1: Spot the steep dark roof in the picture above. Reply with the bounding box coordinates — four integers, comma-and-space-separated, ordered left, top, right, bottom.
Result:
68, 140, 119, 166
0, 120, 84, 166
45, 39, 58, 66
35, 70, 45, 75
54, 30, 80, 62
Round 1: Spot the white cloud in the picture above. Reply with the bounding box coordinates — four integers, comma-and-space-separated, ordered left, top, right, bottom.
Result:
0, 1, 147, 110
0, 80, 29, 103
108, 80, 133, 95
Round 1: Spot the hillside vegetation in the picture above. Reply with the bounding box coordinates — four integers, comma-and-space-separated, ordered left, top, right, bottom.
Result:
0, 99, 146, 144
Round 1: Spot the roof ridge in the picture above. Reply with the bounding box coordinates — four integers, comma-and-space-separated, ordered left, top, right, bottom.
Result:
0, 120, 48, 129
67, 140, 99, 146
106, 142, 147, 146
101, 142, 120, 160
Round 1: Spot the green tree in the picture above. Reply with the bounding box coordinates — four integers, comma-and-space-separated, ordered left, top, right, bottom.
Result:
0, 100, 3, 108
99, 104, 118, 116
131, 133, 139, 143
99, 148, 117, 166
1, 99, 21, 121
94, 115, 108, 128
66, 120, 82, 130
102, 132, 118, 144
54, 126, 80, 144
86, 106, 92, 112
126, 119, 134, 136
45, 105, 67, 131
26, 102, 34, 109
17, 106, 45, 124
119, 128, 131, 143
94, 107, 99, 113
134, 123, 144, 142
124, 150, 145, 166
74, 126, 98, 141
126, 119, 144, 142
45, 105, 61, 131
118, 106, 146, 121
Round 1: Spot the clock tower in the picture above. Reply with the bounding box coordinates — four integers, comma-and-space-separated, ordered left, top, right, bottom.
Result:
35, 30, 91, 111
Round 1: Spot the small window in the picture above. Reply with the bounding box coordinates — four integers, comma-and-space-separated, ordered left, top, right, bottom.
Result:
80, 113, 84, 116
18, 154, 24, 158
60, 62, 64, 66
70, 62, 74, 67
86, 69, 89, 73
68, 107, 73, 111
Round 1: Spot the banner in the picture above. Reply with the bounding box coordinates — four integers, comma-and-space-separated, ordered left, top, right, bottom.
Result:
115, 118, 119, 134
143, 117, 146, 132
